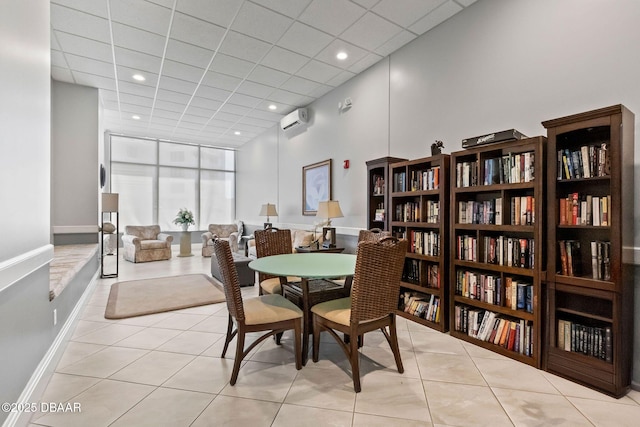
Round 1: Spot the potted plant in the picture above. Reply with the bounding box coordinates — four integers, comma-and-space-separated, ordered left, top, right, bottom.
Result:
173, 208, 195, 231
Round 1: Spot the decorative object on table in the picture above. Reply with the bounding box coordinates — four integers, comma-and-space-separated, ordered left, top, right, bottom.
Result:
100, 193, 119, 278
316, 200, 343, 248
213, 239, 303, 385
259, 203, 278, 229
302, 159, 332, 215
122, 225, 173, 263
202, 222, 242, 256
431, 140, 444, 156
173, 207, 195, 231
311, 237, 408, 392
461, 129, 526, 148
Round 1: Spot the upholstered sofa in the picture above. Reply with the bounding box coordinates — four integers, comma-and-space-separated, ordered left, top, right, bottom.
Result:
122, 225, 173, 263
202, 222, 242, 256
247, 228, 319, 258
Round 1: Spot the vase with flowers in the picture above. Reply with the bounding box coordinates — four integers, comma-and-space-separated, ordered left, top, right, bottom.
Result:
173, 208, 195, 231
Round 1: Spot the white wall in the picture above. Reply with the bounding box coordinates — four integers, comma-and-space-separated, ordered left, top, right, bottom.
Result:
51, 80, 99, 240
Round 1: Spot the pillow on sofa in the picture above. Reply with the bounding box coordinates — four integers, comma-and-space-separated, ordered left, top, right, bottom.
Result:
292, 230, 314, 248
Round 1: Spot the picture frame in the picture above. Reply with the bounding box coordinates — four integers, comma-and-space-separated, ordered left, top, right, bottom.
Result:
302, 159, 332, 215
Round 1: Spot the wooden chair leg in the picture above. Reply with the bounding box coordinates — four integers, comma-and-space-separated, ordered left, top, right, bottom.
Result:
275, 331, 284, 345
230, 330, 245, 386
221, 314, 233, 358
349, 331, 361, 392
389, 316, 404, 374
294, 319, 302, 370
312, 314, 321, 363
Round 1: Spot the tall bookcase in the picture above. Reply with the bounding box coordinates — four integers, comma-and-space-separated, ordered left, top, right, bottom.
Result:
390, 154, 450, 332
366, 157, 406, 231
542, 105, 634, 397
449, 137, 546, 367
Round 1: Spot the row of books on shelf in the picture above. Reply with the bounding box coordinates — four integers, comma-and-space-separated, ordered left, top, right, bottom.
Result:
403, 259, 440, 288
557, 319, 612, 363
406, 167, 441, 191
394, 200, 440, 223
454, 305, 534, 356
482, 152, 535, 186
400, 292, 441, 323
457, 196, 535, 226
408, 230, 440, 256
557, 143, 610, 181
456, 235, 535, 269
559, 193, 610, 226
455, 270, 533, 312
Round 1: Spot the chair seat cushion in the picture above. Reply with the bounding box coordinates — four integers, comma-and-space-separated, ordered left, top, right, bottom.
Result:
244, 294, 303, 325
140, 240, 168, 250
259, 276, 301, 295
311, 297, 351, 326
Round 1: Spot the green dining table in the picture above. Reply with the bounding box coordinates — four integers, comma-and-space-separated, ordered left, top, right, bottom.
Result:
249, 253, 356, 365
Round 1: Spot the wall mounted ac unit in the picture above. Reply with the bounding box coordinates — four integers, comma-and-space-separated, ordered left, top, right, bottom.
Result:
280, 108, 308, 131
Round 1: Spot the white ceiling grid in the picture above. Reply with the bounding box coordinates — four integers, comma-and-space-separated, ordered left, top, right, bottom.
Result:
51, 0, 475, 147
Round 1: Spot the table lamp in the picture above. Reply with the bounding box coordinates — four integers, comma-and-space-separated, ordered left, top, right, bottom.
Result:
316, 200, 343, 248
259, 203, 278, 229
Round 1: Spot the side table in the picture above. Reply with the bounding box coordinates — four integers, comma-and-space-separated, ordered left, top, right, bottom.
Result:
178, 231, 193, 257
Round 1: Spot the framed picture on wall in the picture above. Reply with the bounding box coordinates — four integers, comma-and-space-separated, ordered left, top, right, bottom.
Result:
302, 159, 332, 215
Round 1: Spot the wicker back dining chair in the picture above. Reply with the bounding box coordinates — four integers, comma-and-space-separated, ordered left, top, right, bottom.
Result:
212, 239, 303, 385
254, 228, 300, 295
311, 237, 408, 392
357, 227, 391, 243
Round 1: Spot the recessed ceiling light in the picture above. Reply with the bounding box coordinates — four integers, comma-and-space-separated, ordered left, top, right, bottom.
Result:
336, 51, 348, 60
132, 74, 145, 81
234, 131, 241, 135
132, 115, 140, 120
268, 104, 277, 110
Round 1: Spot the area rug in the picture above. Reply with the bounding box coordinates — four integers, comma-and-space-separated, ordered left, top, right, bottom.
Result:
105, 274, 225, 319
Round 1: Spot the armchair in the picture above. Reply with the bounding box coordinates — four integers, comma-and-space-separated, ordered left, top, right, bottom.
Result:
122, 225, 173, 263
202, 222, 242, 256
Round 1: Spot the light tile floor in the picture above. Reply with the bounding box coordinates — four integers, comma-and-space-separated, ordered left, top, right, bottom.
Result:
28, 247, 640, 427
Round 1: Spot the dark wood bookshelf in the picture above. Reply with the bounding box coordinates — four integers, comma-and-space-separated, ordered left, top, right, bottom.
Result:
542, 104, 634, 397
449, 136, 546, 368
366, 157, 406, 232
390, 154, 450, 332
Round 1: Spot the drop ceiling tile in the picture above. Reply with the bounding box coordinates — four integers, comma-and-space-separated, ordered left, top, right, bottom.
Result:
340, 12, 403, 51
100, 89, 118, 102
202, 70, 243, 91
147, 122, 177, 132
120, 103, 152, 115
180, 114, 210, 125
171, 12, 226, 50
325, 70, 356, 87
208, 119, 236, 129
112, 22, 166, 57
51, 31, 62, 50
249, 0, 313, 18
260, 46, 309, 74
227, 93, 262, 108
409, 0, 463, 35
54, 31, 112, 63
351, 0, 381, 8
165, 39, 215, 69
65, 53, 114, 78
155, 100, 186, 113
209, 53, 255, 79
203, 125, 227, 135
158, 75, 198, 94
51, 66, 75, 83
119, 81, 157, 97
195, 85, 233, 102
347, 52, 383, 74
51, 50, 67, 68
299, 0, 365, 36
176, 121, 204, 131
189, 96, 223, 111
306, 83, 334, 98
220, 103, 253, 116
247, 65, 290, 87
72, 71, 116, 90
373, 0, 444, 27
156, 89, 191, 104
219, 31, 272, 63
374, 30, 416, 57
216, 112, 243, 123
52, 0, 108, 18
117, 66, 159, 87
102, 100, 119, 110
231, 1, 292, 44
185, 105, 217, 118
236, 80, 274, 98
456, 0, 477, 7
153, 108, 182, 120
114, 47, 162, 74
314, 39, 368, 69
248, 107, 287, 122
268, 89, 313, 106
150, 117, 178, 127
172, 127, 204, 136
233, 122, 268, 134
176, 0, 242, 27
277, 22, 333, 57
280, 76, 321, 95
162, 60, 206, 83
109, 0, 172, 36
119, 93, 154, 108
51, 4, 110, 43
296, 60, 342, 83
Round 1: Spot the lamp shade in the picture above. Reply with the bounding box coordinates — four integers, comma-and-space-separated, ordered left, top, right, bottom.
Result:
259, 203, 278, 217
316, 200, 343, 220
102, 193, 119, 212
